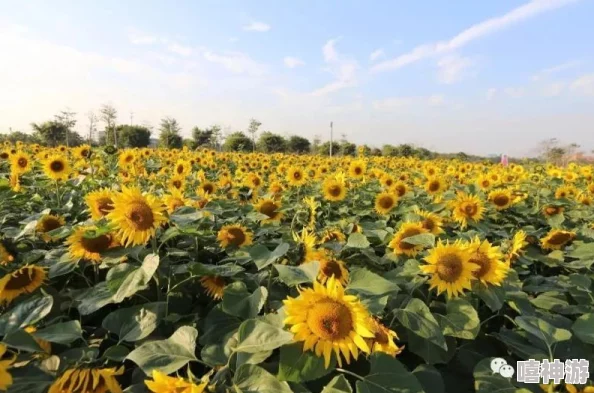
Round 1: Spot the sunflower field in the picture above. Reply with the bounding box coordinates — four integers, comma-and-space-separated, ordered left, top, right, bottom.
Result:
1, 142, 594, 393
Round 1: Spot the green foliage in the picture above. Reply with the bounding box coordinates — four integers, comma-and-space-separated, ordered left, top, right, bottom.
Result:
257, 131, 288, 153
117, 125, 152, 147
287, 135, 311, 154
158, 116, 183, 148
223, 131, 254, 152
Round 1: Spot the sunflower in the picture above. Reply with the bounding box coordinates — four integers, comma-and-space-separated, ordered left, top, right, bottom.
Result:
36, 214, 65, 242
85, 188, 115, 221
374, 192, 398, 215
348, 160, 367, 179
380, 174, 395, 188
391, 181, 408, 198
43, 154, 71, 181
287, 166, 307, 186
451, 192, 485, 229
145, 370, 208, 393
107, 186, 168, 246
197, 180, 216, 195
9, 151, 32, 175
467, 237, 509, 286
200, 276, 226, 300
507, 230, 528, 264
283, 277, 374, 368
244, 173, 263, 190
555, 185, 577, 200
292, 228, 318, 264
541, 229, 576, 251
23, 326, 52, 354
0, 243, 14, 266
476, 174, 492, 190
488, 188, 513, 210
389, 222, 429, 257
0, 265, 46, 304
217, 224, 253, 248
542, 205, 564, 217
118, 149, 137, 168
303, 197, 319, 229
0, 344, 15, 391
415, 209, 444, 235
578, 193, 592, 206
421, 241, 477, 298
368, 318, 403, 357
321, 228, 346, 244
48, 367, 123, 393
0, 150, 9, 161
168, 175, 186, 191
66, 226, 116, 262
268, 181, 284, 196
306, 250, 349, 285
254, 198, 283, 223
163, 188, 188, 213
73, 145, 92, 160
323, 177, 347, 202
566, 385, 594, 393
173, 159, 191, 177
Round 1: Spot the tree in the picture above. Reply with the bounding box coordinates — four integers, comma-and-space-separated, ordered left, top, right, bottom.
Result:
398, 144, 415, 157
192, 127, 213, 147
247, 119, 261, 152
54, 109, 77, 147
86, 111, 98, 144
340, 141, 357, 156
117, 125, 151, 148
371, 148, 382, 156
158, 117, 183, 149
316, 141, 341, 156
31, 121, 68, 147
222, 132, 254, 152
99, 104, 118, 147
287, 135, 311, 154
312, 135, 321, 152
0, 131, 39, 144
257, 132, 287, 153
183, 139, 198, 149
211, 125, 222, 151
382, 144, 398, 156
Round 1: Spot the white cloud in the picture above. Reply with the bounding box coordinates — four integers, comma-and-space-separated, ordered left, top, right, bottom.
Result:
168, 43, 192, 56
372, 0, 579, 73
369, 49, 385, 62
570, 73, 594, 96
243, 21, 271, 32
128, 28, 157, 45
203, 50, 267, 75
373, 94, 445, 111
486, 88, 497, 100
428, 94, 445, 106
283, 56, 305, 68
311, 39, 358, 96
229, 37, 239, 43
504, 87, 525, 98
436, 54, 474, 84
542, 82, 566, 97
531, 60, 581, 80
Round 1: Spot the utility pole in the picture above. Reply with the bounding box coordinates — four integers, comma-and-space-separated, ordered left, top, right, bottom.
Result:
130, 111, 134, 126
330, 122, 334, 157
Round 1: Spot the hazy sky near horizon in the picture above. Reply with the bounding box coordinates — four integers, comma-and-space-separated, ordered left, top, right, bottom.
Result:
1, 0, 593, 156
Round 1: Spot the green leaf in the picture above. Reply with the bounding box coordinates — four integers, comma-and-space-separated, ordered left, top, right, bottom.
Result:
278, 343, 335, 382
222, 282, 268, 320
346, 233, 370, 249
48, 259, 78, 278
355, 353, 425, 393
275, 262, 320, 286
2, 329, 43, 352
568, 242, 594, 259
250, 243, 290, 270
4, 365, 54, 393
394, 298, 447, 350
572, 313, 594, 344
102, 302, 166, 342
234, 319, 293, 353
103, 345, 130, 362
401, 233, 435, 247
546, 213, 565, 228
126, 326, 198, 375
76, 282, 115, 315
436, 298, 480, 340
189, 262, 244, 277
199, 305, 241, 346
473, 358, 532, 393
34, 320, 82, 344
413, 365, 444, 393
107, 254, 159, 303
473, 282, 505, 311
234, 364, 293, 393
0, 294, 53, 335
515, 316, 572, 350
347, 269, 399, 297
322, 375, 353, 393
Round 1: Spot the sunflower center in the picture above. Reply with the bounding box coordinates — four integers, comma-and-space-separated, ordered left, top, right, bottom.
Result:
469, 252, 491, 279
253, 178, 261, 187
493, 194, 510, 207
50, 160, 64, 172
80, 148, 90, 157
202, 183, 214, 194
0, 152, 8, 159
226, 227, 247, 246
385, 179, 393, 186
293, 171, 302, 180
169, 198, 184, 210
81, 234, 112, 253
399, 228, 422, 250
126, 202, 155, 230
436, 254, 464, 283
176, 165, 184, 174
97, 197, 114, 215
545, 206, 559, 215
482, 180, 490, 187
172, 180, 182, 189
463, 203, 477, 216
378, 195, 395, 209
40, 218, 62, 233
321, 259, 344, 279
307, 300, 353, 341
548, 232, 572, 245
4, 268, 36, 290
373, 324, 390, 345
421, 218, 435, 231
18, 158, 28, 168
259, 201, 279, 218
395, 185, 406, 197
354, 167, 362, 175
328, 185, 342, 197
428, 181, 440, 192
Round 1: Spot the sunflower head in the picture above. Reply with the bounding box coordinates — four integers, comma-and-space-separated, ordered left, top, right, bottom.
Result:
145, 370, 208, 393
368, 318, 403, 357
467, 237, 509, 286
48, 367, 124, 393
425, 177, 446, 195
287, 166, 307, 186
323, 177, 347, 202
507, 230, 528, 264
66, 226, 116, 262
217, 224, 253, 248
541, 229, 576, 251
43, 154, 71, 181
9, 151, 32, 175
451, 192, 485, 229
348, 160, 367, 179
416, 209, 444, 235
0, 265, 46, 304
200, 276, 226, 300
374, 192, 398, 215
0, 242, 15, 266
163, 188, 188, 213
389, 222, 429, 257
85, 189, 115, 221
421, 240, 477, 298
321, 228, 346, 244
254, 198, 283, 223
488, 188, 513, 210
542, 205, 564, 217
36, 215, 65, 242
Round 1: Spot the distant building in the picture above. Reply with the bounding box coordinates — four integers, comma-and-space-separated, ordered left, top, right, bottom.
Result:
568, 152, 594, 163
149, 138, 158, 148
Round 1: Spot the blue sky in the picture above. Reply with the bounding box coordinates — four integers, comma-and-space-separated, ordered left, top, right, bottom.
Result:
1, 0, 593, 156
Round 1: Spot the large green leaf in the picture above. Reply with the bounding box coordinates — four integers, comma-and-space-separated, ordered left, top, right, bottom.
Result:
394, 298, 447, 350
278, 343, 335, 382
572, 313, 594, 344
346, 268, 399, 312
0, 294, 53, 335
322, 375, 353, 393
275, 262, 320, 286
127, 326, 198, 375
102, 302, 166, 343
474, 283, 505, 311
413, 365, 445, 393
4, 365, 54, 393
107, 253, 159, 303
401, 233, 435, 247
515, 316, 572, 350
568, 242, 594, 260
34, 320, 82, 344
250, 243, 290, 270
222, 282, 267, 320
346, 233, 370, 248
436, 298, 480, 340
2, 329, 43, 352
234, 364, 293, 393
76, 282, 115, 315
355, 353, 425, 393
234, 319, 293, 353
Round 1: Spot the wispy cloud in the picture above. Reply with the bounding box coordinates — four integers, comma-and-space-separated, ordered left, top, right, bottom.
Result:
371, 0, 579, 73
486, 88, 497, 100
541, 82, 566, 97
311, 39, 358, 96
570, 73, 594, 96
203, 50, 267, 75
531, 60, 582, 80
504, 87, 525, 98
369, 49, 385, 62
168, 43, 192, 56
243, 21, 271, 32
373, 94, 445, 111
283, 56, 305, 68
128, 28, 157, 45
436, 54, 474, 84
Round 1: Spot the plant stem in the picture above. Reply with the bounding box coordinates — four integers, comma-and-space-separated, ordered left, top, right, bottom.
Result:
336, 368, 364, 381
